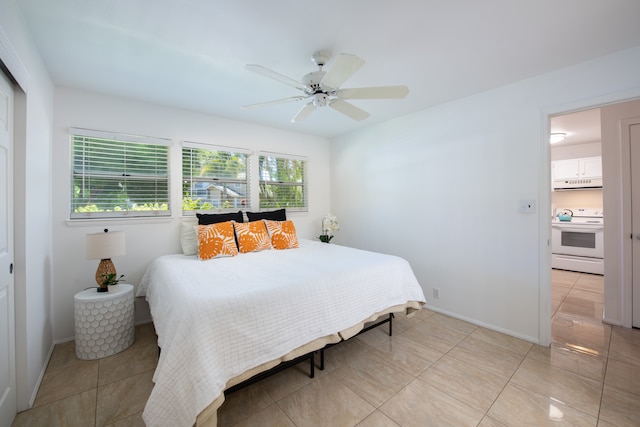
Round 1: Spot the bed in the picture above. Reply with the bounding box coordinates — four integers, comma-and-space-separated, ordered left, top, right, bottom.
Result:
137, 237, 426, 427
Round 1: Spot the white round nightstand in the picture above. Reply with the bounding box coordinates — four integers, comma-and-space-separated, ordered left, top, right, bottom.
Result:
74, 284, 135, 360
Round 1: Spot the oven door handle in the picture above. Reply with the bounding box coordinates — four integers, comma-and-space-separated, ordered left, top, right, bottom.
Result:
552, 224, 603, 232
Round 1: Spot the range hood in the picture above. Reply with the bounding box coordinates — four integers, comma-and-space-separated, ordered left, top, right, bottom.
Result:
553, 177, 603, 190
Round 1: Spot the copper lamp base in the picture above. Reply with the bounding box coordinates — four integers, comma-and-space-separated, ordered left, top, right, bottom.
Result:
95, 258, 116, 292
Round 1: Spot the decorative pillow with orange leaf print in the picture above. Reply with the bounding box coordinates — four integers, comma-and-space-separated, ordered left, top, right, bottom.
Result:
197, 221, 239, 260
265, 220, 299, 250
234, 221, 272, 253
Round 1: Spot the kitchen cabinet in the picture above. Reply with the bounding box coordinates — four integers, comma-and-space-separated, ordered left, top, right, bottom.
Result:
552, 156, 602, 180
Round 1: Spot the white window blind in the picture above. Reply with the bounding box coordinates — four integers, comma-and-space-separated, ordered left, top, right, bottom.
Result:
70, 128, 170, 219
182, 142, 250, 213
258, 153, 307, 211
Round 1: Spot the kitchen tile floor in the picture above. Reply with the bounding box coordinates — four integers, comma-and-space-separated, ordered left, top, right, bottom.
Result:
13, 270, 640, 426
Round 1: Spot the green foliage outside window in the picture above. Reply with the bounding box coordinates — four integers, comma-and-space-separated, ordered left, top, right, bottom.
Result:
182, 146, 248, 212
259, 155, 306, 209
71, 133, 170, 218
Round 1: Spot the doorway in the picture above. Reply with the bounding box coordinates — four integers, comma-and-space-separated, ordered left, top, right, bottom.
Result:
549, 108, 605, 350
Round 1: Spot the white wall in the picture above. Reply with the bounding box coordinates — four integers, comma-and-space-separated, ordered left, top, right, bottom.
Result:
331, 47, 640, 344
51, 87, 331, 341
0, 0, 54, 410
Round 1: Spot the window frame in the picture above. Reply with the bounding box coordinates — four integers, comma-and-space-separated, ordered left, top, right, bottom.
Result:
181, 142, 252, 215
258, 152, 308, 212
69, 128, 171, 220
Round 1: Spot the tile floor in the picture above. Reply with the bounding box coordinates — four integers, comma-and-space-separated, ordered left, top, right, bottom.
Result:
13, 270, 640, 426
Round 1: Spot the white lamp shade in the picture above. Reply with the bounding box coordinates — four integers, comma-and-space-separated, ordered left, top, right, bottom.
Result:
86, 230, 126, 260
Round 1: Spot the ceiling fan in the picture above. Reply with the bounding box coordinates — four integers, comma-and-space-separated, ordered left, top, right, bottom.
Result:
241, 50, 410, 123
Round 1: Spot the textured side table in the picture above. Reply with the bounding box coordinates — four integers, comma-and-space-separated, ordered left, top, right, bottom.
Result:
74, 283, 135, 360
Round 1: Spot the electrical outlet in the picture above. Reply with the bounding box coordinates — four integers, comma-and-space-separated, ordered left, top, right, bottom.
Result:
433, 288, 440, 299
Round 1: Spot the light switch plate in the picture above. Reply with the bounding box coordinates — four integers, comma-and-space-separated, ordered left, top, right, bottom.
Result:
518, 199, 536, 213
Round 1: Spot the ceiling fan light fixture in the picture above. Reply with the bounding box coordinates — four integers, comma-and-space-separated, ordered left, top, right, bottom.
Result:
550, 132, 567, 144
312, 93, 329, 107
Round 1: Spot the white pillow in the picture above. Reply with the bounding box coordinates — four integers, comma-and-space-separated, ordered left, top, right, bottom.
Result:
180, 217, 198, 255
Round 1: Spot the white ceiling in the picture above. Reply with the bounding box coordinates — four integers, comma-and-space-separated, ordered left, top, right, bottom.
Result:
16, 0, 640, 138
551, 108, 601, 146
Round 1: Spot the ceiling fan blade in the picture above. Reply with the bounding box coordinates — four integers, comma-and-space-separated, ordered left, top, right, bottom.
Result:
329, 99, 370, 121
241, 96, 307, 110
291, 102, 315, 123
320, 54, 365, 90
338, 85, 409, 99
245, 64, 308, 91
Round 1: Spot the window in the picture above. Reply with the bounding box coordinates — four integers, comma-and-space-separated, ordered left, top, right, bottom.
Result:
182, 143, 250, 213
71, 128, 170, 219
258, 153, 307, 211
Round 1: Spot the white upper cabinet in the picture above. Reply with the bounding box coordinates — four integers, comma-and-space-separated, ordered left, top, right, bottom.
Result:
552, 156, 602, 180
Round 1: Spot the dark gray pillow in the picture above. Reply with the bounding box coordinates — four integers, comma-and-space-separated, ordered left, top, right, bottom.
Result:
246, 209, 286, 222
196, 211, 244, 225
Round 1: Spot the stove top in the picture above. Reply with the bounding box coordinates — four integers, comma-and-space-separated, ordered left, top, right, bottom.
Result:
554, 207, 603, 224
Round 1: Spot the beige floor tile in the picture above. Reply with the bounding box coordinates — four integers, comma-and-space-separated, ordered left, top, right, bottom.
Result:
428, 312, 478, 334
469, 327, 533, 356
510, 358, 602, 417
558, 295, 604, 320
387, 309, 431, 334
447, 335, 525, 380
598, 385, 640, 427
355, 328, 443, 376
98, 326, 158, 386
356, 410, 400, 427
229, 403, 295, 427
277, 375, 375, 427
328, 341, 415, 407
568, 288, 604, 304
45, 340, 84, 371
259, 361, 316, 402
487, 383, 597, 427
418, 354, 507, 413
604, 358, 640, 395
551, 269, 580, 286
33, 358, 99, 407
527, 342, 606, 381
552, 282, 572, 299
95, 369, 155, 427
413, 307, 437, 320
400, 316, 469, 354
477, 415, 509, 426
573, 274, 603, 293
218, 380, 275, 426
551, 296, 563, 316
380, 379, 484, 427
609, 329, 640, 367
611, 324, 640, 346
552, 312, 611, 356
104, 412, 146, 427
13, 389, 97, 427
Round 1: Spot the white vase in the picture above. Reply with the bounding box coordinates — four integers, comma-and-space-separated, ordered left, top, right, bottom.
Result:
108, 284, 120, 293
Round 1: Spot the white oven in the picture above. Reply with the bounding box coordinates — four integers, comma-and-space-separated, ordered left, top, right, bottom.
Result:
551, 208, 604, 275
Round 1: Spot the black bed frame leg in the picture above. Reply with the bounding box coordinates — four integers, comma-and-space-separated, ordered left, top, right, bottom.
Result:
389, 313, 394, 336
309, 351, 315, 378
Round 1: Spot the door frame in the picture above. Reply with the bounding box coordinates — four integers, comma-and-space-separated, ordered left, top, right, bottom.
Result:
540, 91, 640, 341
621, 117, 640, 327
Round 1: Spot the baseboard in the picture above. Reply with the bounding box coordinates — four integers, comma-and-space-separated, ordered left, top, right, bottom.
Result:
424, 304, 540, 345
27, 342, 56, 409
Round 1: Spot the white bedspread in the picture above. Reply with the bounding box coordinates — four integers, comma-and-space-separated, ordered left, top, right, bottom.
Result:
138, 239, 426, 427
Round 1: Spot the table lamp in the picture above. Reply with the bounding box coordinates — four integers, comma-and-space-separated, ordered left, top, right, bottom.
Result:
86, 229, 126, 292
